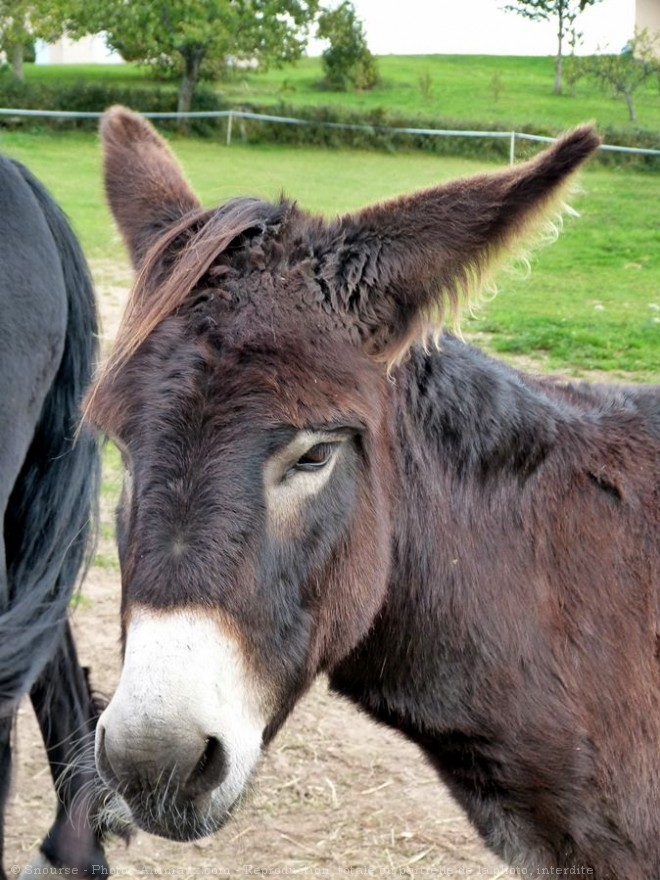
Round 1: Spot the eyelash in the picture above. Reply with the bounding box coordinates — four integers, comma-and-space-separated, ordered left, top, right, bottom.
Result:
293, 442, 337, 472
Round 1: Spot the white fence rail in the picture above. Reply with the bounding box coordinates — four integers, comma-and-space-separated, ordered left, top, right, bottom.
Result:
1, 107, 659, 163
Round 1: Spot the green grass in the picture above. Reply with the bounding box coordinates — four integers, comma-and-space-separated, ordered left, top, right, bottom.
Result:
93, 441, 123, 570
22, 55, 660, 135
471, 166, 660, 378
219, 54, 660, 133
0, 129, 487, 256
1, 129, 657, 378
25, 61, 157, 87
100, 440, 123, 496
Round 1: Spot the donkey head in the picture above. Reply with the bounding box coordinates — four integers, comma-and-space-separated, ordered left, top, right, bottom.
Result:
86, 107, 599, 840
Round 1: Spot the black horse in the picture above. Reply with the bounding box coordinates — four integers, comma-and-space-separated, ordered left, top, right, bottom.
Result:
0, 156, 112, 874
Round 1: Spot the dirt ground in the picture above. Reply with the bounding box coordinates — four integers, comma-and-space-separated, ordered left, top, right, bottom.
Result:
5, 261, 510, 878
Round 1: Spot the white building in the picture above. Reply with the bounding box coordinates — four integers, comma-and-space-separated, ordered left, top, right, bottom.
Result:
35, 34, 123, 65
636, 0, 660, 33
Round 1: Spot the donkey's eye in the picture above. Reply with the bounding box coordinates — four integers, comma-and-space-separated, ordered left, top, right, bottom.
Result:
294, 443, 337, 472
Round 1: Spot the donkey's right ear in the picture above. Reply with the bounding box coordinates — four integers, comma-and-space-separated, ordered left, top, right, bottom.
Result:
100, 106, 201, 268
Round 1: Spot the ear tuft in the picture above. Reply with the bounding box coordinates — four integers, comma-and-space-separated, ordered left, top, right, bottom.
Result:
100, 104, 167, 149
100, 105, 201, 268
542, 124, 602, 173
331, 124, 601, 366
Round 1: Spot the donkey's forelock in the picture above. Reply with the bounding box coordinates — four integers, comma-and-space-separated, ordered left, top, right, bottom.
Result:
83, 194, 303, 430
112, 198, 293, 371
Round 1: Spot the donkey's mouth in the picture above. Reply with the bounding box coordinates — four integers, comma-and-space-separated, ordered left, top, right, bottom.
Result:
108, 788, 240, 842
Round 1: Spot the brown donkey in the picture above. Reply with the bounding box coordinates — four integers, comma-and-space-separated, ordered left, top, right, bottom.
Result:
86, 107, 659, 878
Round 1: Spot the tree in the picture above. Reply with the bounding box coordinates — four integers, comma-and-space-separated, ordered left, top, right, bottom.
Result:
0, 0, 66, 79
503, 0, 603, 95
316, 1, 378, 91
579, 29, 660, 122
66, 0, 319, 115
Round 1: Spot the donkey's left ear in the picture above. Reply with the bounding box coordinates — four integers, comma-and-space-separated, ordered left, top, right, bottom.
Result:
100, 106, 202, 268
329, 126, 600, 364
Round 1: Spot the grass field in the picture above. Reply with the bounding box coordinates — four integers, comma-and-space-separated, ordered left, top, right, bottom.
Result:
217, 54, 660, 133
1, 128, 658, 378
22, 54, 660, 135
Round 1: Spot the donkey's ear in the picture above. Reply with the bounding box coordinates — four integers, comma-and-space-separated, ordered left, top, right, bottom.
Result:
330, 126, 601, 364
100, 106, 201, 268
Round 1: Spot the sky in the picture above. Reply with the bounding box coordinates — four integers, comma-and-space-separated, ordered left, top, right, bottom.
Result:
312, 0, 635, 56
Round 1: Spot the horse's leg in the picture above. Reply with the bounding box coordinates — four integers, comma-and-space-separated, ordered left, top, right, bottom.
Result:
28, 622, 109, 874
0, 715, 13, 880
0, 356, 54, 880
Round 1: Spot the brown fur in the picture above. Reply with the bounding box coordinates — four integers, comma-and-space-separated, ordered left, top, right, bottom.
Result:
87, 108, 660, 877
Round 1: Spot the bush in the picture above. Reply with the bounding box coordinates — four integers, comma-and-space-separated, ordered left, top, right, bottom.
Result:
316, 1, 379, 92
223, 101, 660, 169
0, 76, 226, 135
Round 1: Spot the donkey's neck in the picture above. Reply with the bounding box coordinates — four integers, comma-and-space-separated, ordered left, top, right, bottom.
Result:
329, 336, 577, 732
398, 336, 567, 479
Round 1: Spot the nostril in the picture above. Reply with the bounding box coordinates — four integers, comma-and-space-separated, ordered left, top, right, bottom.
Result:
95, 722, 119, 787
184, 735, 227, 798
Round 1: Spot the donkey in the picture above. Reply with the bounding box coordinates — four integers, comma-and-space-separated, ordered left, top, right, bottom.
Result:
0, 156, 116, 874
86, 107, 659, 878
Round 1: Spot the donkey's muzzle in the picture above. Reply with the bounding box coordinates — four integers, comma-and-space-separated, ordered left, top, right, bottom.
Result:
96, 715, 228, 800
94, 608, 265, 840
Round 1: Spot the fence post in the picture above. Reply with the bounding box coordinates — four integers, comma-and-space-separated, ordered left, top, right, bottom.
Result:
226, 111, 233, 147
509, 131, 516, 165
